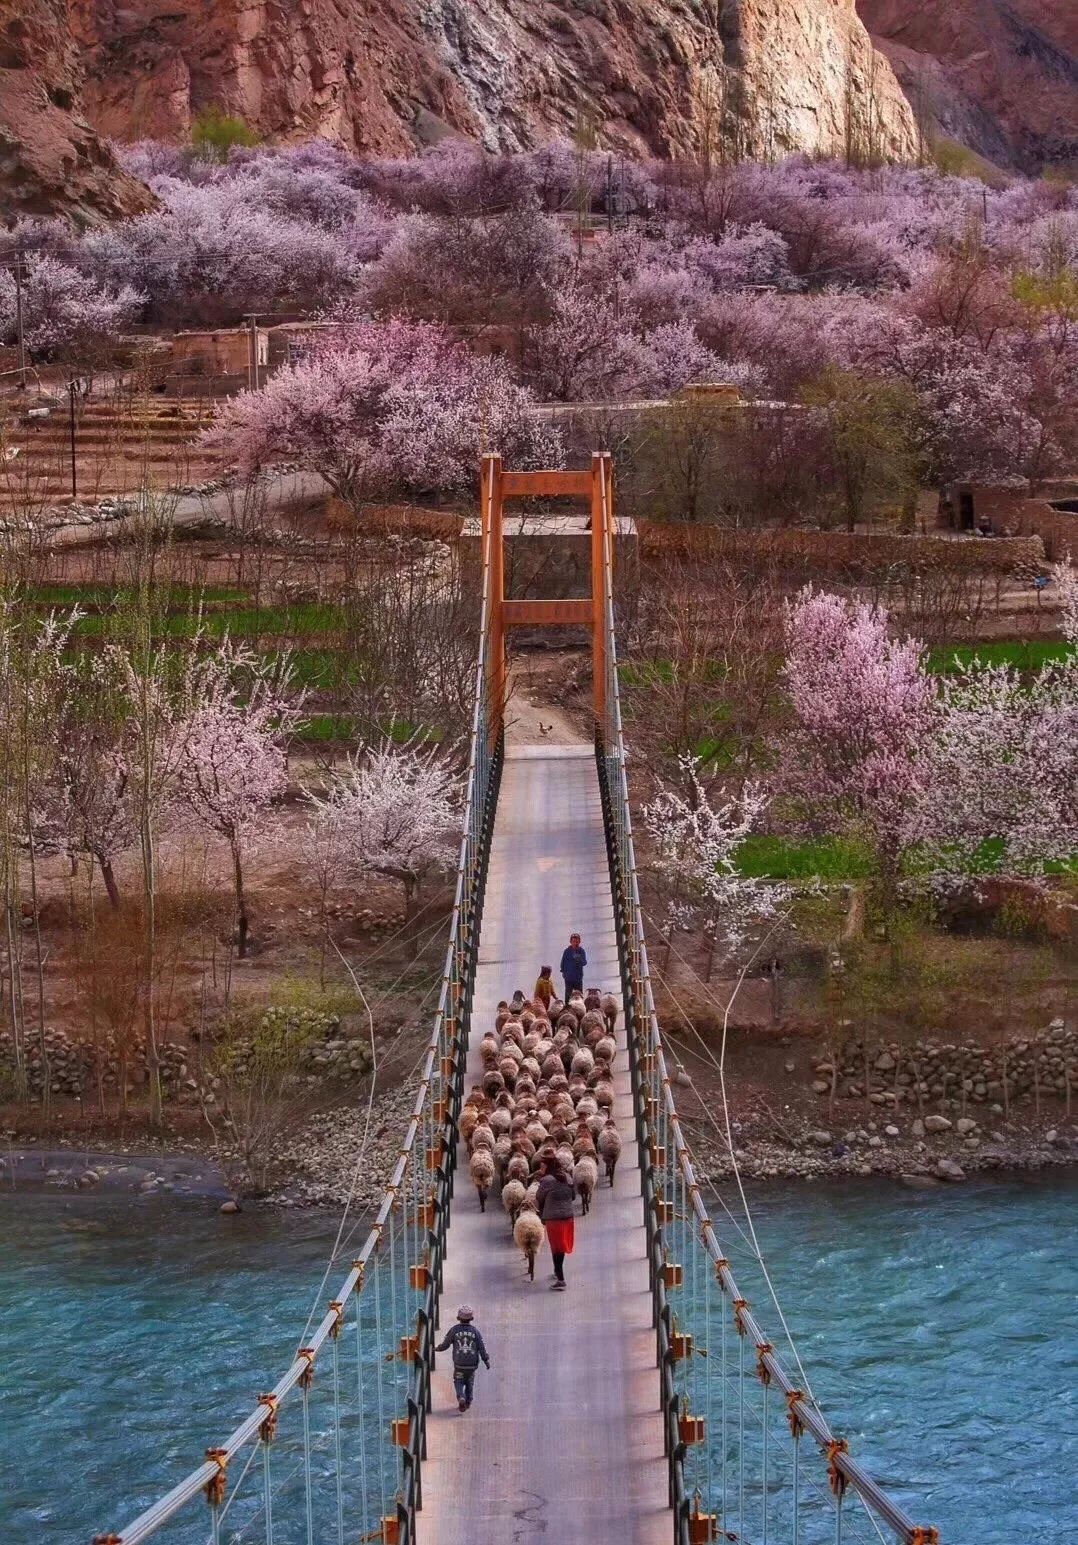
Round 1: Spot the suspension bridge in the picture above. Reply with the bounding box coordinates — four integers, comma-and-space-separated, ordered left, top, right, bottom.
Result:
93, 455, 938, 1545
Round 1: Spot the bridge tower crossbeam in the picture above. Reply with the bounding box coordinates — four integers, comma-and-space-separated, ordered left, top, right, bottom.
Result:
481, 450, 615, 740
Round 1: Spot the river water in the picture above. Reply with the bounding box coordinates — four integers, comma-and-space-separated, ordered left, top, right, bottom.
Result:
1, 1173, 1074, 1544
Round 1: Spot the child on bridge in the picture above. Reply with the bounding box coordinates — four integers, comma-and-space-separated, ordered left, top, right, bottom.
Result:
437, 1304, 491, 1412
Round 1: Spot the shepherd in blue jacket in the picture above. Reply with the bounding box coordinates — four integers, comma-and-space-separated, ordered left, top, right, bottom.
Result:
436, 1304, 491, 1412
560, 933, 587, 997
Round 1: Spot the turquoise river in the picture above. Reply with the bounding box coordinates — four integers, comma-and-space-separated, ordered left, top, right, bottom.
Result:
1, 1172, 1074, 1543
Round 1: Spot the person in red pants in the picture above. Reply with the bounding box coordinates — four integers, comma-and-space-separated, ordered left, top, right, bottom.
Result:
537, 1157, 577, 1290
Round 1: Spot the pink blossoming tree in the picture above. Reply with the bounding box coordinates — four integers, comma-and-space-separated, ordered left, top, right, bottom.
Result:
206, 320, 560, 508
0, 254, 142, 360
173, 644, 300, 958
912, 564, 1078, 881
778, 588, 936, 904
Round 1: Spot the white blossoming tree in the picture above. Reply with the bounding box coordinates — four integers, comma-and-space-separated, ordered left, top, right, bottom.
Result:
643, 754, 785, 971
309, 739, 461, 951
173, 643, 300, 958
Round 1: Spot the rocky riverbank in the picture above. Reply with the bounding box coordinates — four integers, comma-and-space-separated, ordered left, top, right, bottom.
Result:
681, 1109, 1078, 1188
0, 1142, 231, 1200
6, 1073, 1075, 1215
269, 1080, 423, 1208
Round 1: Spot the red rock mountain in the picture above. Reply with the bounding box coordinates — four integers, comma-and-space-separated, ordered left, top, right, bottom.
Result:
0, 0, 153, 224
1, 1, 1075, 226
68, 0, 917, 162
857, 0, 1078, 172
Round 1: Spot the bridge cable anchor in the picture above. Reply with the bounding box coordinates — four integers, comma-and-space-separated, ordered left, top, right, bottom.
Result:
257, 1393, 279, 1443
826, 1437, 850, 1499
203, 1448, 229, 1507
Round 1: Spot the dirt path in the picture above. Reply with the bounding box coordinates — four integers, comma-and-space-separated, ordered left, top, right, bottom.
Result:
504, 653, 588, 745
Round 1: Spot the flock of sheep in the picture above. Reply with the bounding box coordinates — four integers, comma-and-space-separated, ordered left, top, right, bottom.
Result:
459, 985, 624, 1280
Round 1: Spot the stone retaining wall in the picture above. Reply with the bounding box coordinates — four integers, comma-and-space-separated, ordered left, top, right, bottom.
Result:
812, 1019, 1075, 1112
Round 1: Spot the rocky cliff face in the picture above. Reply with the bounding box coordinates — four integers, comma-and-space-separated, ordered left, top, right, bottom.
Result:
6, 0, 1069, 227
69, 0, 916, 162
858, 0, 1078, 171
0, 0, 154, 224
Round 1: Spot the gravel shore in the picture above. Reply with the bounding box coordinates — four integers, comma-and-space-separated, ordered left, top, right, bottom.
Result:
269, 1081, 425, 1208
682, 1112, 1078, 1188
6, 1085, 1074, 1214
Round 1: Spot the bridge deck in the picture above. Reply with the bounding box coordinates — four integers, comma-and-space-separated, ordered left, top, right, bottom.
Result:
420, 743, 670, 1544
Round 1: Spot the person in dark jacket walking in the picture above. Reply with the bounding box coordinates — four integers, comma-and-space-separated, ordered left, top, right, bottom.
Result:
537, 1158, 577, 1290
559, 933, 587, 999
436, 1304, 491, 1412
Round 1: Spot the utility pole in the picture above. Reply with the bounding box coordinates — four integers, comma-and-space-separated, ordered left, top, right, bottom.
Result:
245, 313, 261, 391
68, 379, 78, 501
606, 154, 615, 236
12, 254, 28, 391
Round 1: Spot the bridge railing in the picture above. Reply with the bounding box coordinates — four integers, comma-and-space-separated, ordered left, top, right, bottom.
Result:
94, 491, 503, 1545
592, 455, 939, 1545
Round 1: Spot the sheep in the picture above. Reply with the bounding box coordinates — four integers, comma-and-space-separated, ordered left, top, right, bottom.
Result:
494, 1134, 513, 1175
570, 1046, 595, 1079
573, 1154, 599, 1215
459, 1106, 481, 1145
601, 992, 619, 1033
595, 1080, 616, 1112
498, 1055, 521, 1085
576, 1094, 599, 1120
489, 1107, 512, 1137
599, 1121, 622, 1185
524, 1179, 541, 1210
514, 1204, 545, 1280
594, 1035, 616, 1065
548, 997, 565, 1019
555, 1143, 575, 1174
509, 990, 526, 1015
482, 1069, 505, 1099
566, 991, 586, 1021
525, 1120, 547, 1147
470, 1124, 495, 1153
522, 1031, 541, 1056
586, 1112, 605, 1142
584, 988, 602, 1012
506, 1152, 531, 1186
501, 1177, 526, 1225
540, 1053, 563, 1081
581, 1009, 605, 1037
501, 1020, 525, 1049
469, 1149, 495, 1211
